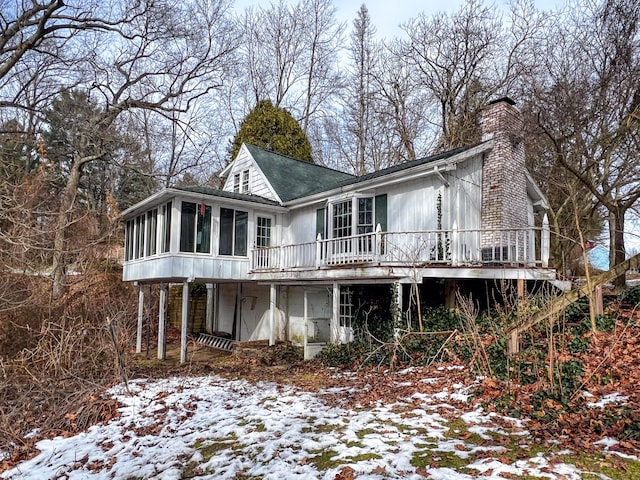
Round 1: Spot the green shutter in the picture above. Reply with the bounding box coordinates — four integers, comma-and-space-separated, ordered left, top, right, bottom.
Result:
374, 194, 387, 231
316, 207, 325, 238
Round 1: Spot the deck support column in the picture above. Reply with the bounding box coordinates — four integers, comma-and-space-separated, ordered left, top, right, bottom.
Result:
158, 284, 167, 360
136, 284, 144, 354
180, 280, 190, 364
303, 288, 309, 343
444, 280, 457, 309
394, 282, 403, 337
206, 283, 214, 334
269, 284, 277, 346
332, 282, 340, 344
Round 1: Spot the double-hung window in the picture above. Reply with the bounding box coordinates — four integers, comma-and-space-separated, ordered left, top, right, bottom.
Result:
241, 170, 250, 193
232, 169, 250, 193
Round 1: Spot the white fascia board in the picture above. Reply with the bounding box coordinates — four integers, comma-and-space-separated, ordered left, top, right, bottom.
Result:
525, 169, 549, 211
120, 189, 177, 218
219, 157, 235, 178
285, 141, 492, 210
175, 189, 287, 213
120, 187, 287, 219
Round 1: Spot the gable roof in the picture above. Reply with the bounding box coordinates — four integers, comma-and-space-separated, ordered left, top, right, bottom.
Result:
245, 144, 355, 202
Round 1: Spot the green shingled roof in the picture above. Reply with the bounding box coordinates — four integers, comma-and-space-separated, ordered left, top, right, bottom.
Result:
175, 185, 280, 205
245, 144, 355, 202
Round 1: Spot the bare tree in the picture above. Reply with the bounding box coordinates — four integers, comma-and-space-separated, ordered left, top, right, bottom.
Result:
371, 40, 431, 165
236, 0, 344, 161
530, 0, 640, 285
402, 0, 545, 151
0, 0, 239, 298
341, 4, 379, 175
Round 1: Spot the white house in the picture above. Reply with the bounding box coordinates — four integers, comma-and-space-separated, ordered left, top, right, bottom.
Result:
121, 98, 555, 361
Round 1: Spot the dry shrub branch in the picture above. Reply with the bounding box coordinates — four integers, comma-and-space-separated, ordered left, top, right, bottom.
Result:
0, 273, 138, 468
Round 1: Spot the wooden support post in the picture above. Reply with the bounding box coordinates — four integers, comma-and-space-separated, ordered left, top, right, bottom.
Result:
395, 282, 403, 335
180, 281, 189, 364
269, 284, 276, 346
508, 328, 520, 354
136, 284, 144, 354
517, 278, 525, 298
595, 285, 604, 316
444, 280, 457, 309
157, 284, 167, 360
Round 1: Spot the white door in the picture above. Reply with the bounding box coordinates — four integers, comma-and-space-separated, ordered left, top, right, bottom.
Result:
338, 287, 354, 343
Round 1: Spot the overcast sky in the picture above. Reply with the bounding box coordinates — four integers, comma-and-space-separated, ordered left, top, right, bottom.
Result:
232, 0, 568, 39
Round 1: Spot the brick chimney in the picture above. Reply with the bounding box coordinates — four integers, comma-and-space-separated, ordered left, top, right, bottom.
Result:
480, 97, 528, 234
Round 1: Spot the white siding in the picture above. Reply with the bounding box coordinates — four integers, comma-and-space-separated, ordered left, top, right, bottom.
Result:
122, 255, 249, 282
286, 286, 332, 344
287, 204, 320, 244
217, 284, 236, 336
453, 155, 483, 231
386, 175, 442, 232
222, 146, 278, 201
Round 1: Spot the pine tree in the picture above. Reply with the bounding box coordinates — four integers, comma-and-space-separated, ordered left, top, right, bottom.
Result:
229, 100, 313, 162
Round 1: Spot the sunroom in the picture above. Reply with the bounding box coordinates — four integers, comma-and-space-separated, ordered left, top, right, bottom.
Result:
122, 186, 285, 283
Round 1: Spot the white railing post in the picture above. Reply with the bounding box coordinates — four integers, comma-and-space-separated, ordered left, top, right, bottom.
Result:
375, 224, 382, 262
316, 233, 322, 268
541, 213, 550, 267
451, 221, 458, 266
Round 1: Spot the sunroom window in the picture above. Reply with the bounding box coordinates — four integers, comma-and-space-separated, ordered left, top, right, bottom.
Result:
160, 201, 172, 253
219, 208, 248, 256
145, 208, 157, 256
180, 201, 212, 253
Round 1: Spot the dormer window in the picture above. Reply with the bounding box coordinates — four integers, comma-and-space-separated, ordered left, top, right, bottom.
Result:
242, 169, 250, 193
232, 169, 250, 193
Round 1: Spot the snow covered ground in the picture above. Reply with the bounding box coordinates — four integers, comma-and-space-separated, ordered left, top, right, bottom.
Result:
0, 373, 632, 479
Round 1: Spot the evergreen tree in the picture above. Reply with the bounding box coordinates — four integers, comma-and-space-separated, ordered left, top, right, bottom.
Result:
229, 99, 313, 162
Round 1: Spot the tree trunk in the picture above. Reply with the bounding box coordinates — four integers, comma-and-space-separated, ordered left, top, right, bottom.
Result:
609, 206, 627, 288
51, 159, 83, 299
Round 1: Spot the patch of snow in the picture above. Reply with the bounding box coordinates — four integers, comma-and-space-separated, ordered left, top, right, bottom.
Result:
0, 375, 630, 480
587, 392, 629, 408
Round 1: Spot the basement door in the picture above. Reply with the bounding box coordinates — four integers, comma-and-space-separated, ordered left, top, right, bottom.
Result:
338, 287, 354, 343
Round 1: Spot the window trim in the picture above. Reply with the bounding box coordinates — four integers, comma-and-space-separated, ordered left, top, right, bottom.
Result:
179, 201, 212, 254
219, 207, 249, 257
241, 169, 250, 193
327, 195, 377, 240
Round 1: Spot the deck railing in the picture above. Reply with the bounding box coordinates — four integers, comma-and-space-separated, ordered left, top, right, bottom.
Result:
250, 218, 551, 272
